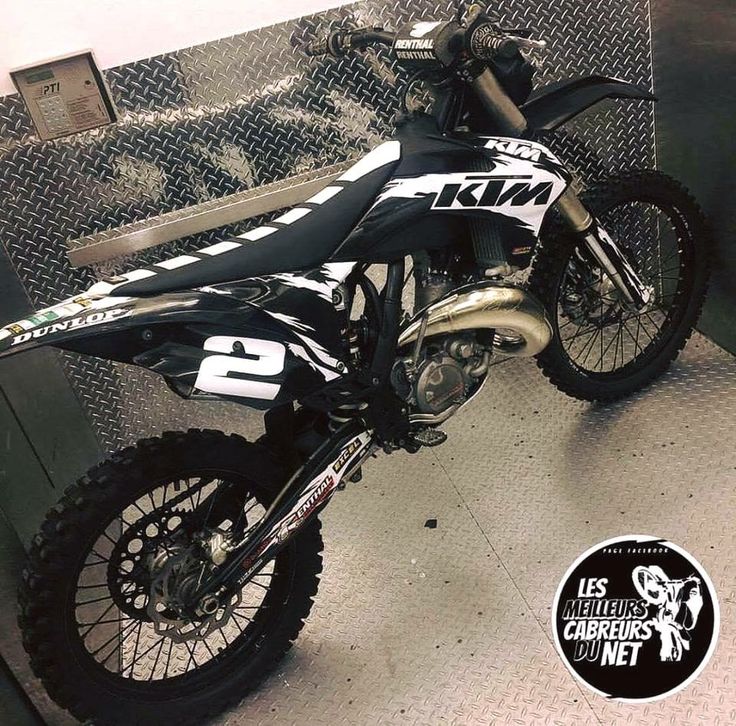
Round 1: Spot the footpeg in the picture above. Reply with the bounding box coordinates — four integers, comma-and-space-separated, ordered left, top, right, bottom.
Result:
408, 428, 447, 448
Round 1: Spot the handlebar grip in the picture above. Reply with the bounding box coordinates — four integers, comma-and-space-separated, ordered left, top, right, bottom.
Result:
470, 29, 521, 61
304, 36, 331, 57
304, 27, 394, 58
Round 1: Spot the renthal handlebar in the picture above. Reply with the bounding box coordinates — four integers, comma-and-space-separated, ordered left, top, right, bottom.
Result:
304, 22, 533, 63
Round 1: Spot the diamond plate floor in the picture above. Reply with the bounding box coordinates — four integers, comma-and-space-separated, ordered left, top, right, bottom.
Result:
214, 333, 735, 726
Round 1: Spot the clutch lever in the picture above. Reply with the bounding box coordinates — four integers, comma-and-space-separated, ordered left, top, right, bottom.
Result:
507, 35, 547, 51
499, 27, 547, 51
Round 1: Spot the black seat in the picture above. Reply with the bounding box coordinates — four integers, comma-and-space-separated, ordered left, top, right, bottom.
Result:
113, 157, 399, 297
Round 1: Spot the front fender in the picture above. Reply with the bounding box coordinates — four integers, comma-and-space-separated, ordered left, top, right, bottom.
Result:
522, 75, 656, 131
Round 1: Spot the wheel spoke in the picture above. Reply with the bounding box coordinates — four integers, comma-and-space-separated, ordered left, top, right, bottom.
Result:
163, 638, 175, 679
184, 641, 198, 673
76, 593, 114, 607
79, 600, 117, 638
124, 628, 167, 677
93, 617, 140, 660
148, 636, 167, 681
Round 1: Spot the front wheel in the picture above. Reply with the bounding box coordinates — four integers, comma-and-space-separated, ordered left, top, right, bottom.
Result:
529, 171, 710, 402
18, 429, 323, 725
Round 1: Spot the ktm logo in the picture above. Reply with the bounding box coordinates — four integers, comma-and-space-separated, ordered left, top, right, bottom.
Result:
433, 177, 554, 210
485, 138, 542, 162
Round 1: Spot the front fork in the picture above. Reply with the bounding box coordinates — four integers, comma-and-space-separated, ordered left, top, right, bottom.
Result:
556, 189, 653, 310
190, 420, 375, 610
468, 68, 652, 312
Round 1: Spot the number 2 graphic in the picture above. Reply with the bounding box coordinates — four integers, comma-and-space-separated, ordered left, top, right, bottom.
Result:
194, 336, 286, 400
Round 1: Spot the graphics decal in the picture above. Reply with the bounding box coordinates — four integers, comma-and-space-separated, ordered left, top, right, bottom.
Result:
271, 431, 372, 544
394, 20, 443, 61
194, 336, 287, 400
552, 535, 719, 702
264, 312, 344, 382
2, 304, 130, 347
259, 262, 355, 303
372, 136, 567, 236
410, 21, 442, 37
238, 430, 373, 580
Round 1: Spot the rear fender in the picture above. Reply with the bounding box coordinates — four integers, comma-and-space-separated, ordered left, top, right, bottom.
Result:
0, 266, 353, 409
0, 288, 251, 360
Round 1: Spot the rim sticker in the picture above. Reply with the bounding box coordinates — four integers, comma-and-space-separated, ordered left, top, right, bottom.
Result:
552, 535, 719, 702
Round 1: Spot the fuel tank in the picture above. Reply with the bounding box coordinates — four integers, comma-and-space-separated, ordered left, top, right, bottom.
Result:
334, 113, 571, 265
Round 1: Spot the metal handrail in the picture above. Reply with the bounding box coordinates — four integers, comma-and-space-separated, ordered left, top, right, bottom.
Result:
66, 162, 352, 267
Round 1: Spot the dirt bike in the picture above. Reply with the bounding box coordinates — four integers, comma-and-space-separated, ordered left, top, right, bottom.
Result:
5, 4, 709, 724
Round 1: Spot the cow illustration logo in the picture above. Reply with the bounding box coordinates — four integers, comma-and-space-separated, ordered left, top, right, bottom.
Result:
552, 535, 719, 702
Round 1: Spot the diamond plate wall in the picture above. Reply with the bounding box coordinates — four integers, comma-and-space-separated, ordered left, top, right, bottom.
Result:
0, 0, 655, 452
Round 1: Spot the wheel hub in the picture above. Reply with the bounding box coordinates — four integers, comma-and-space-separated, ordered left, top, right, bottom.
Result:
107, 494, 243, 642
146, 545, 242, 643
562, 264, 625, 326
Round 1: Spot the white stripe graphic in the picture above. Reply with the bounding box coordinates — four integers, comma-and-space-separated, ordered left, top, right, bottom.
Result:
275, 207, 311, 225
239, 226, 278, 241
305, 186, 343, 205
338, 140, 401, 182
199, 240, 242, 256
156, 255, 200, 270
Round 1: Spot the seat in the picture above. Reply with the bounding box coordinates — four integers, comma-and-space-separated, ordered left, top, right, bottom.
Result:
113, 151, 400, 297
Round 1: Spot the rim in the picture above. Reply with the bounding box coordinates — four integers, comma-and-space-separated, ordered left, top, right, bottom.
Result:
556, 199, 691, 377
70, 472, 280, 684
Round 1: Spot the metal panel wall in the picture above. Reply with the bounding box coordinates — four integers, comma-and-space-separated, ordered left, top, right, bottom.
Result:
650, 0, 736, 354
0, 0, 655, 455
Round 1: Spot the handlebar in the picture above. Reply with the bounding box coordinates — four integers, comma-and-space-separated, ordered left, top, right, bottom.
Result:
304, 21, 544, 62
303, 13, 538, 137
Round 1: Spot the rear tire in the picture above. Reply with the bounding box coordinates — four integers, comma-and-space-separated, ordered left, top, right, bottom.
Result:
18, 429, 323, 725
528, 171, 710, 402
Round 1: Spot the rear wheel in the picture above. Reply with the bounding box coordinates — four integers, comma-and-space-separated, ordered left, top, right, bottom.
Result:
18, 429, 323, 725
529, 171, 710, 401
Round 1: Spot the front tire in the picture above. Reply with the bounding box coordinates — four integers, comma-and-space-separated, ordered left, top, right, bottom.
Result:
529, 171, 710, 402
18, 429, 323, 725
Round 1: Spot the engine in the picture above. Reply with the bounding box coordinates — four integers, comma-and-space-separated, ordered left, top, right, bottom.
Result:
391, 333, 492, 420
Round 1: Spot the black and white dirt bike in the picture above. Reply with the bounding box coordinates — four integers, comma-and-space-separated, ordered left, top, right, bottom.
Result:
5, 6, 709, 725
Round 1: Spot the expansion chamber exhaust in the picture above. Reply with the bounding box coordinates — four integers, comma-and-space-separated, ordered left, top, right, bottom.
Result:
398, 281, 553, 357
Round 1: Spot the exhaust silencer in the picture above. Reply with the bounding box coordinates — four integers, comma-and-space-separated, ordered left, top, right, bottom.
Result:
398, 281, 552, 357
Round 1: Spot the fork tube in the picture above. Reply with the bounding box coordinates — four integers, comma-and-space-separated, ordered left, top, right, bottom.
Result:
469, 67, 528, 136
556, 188, 594, 231
556, 189, 652, 310
193, 419, 374, 602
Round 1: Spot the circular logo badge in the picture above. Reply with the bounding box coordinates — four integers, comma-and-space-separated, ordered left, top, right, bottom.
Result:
552, 535, 719, 702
